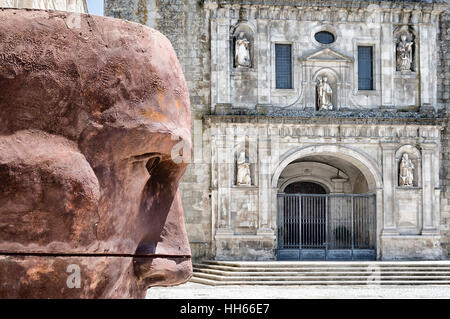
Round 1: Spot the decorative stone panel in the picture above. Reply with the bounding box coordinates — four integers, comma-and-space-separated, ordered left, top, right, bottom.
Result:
206, 0, 445, 112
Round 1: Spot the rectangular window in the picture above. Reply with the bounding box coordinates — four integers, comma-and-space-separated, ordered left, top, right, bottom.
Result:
358, 46, 373, 90
275, 44, 292, 89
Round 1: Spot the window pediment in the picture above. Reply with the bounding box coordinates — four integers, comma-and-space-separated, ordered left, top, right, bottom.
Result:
301, 48, 353, 63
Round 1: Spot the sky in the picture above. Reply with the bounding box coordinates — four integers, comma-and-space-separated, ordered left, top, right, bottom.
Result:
86, 0, 104, 16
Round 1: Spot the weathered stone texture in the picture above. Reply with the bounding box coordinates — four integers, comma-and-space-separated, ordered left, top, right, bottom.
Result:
106, 0, 213, 261
438, 5, 450, 258
381, 235, 444, 260
0, 9, 192, 297
105, 0, 450, 262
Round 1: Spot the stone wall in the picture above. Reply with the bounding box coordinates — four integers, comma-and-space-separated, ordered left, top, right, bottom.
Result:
104, 0, 450, 261
105, 0, 213, 261
207, 116, 443, 260
438, 1, 450, 259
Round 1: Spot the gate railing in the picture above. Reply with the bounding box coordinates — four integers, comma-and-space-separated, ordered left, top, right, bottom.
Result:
277, 194, 376, 260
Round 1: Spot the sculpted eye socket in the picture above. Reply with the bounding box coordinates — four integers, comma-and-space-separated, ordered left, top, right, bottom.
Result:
128, 153, 162, 176
146, 156, 161, 176
130, 152, 161, 162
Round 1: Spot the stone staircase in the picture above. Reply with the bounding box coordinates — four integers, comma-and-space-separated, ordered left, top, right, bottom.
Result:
191, 260, 450, 286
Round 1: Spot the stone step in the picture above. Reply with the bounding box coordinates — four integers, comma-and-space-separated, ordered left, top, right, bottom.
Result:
195, 263, 450, 269
192, 273, 450, 282
193, 261, 450, 286
194, 264, 450, 272
193, 268, 450, 277
201, 260, 450, 268
190, 277, 450, 286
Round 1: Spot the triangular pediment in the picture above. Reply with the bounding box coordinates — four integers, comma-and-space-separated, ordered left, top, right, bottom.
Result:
302, 48, 353, 63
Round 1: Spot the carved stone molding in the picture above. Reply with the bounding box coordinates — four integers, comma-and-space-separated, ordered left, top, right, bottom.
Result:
205, 113, 445, 130
301, 48, 353, 110
203, 0, 446, 25
206, 120, 442, 141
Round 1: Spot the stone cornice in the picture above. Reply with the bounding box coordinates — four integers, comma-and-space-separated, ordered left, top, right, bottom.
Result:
204, 0, 447, 24
204, 113, 445, 127
205, 115, 443, 140
209, 0, 445, 9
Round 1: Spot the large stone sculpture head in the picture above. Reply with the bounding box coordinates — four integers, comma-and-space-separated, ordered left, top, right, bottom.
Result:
0, 8, 192, 298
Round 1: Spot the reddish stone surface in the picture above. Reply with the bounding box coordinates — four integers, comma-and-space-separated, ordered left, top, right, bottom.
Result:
0, 8, 192, 298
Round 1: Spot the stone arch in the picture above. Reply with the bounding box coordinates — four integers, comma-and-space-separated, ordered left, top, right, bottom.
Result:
273, 145, 381, 261
272, 144, 383, 192
231, 21, 256, 36
313, 67, 340, 82
279, 176, 332, 194
396, 144, 421, 159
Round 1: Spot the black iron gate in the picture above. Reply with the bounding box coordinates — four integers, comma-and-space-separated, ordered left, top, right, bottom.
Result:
277, 194, 376, 261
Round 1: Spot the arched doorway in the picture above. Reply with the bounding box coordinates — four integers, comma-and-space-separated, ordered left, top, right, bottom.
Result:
281, 182, 328, 258
274, 147, 380, 261
284, 182, 327, 194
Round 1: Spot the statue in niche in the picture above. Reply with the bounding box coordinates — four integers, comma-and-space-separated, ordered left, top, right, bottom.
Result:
399, 153, 415, 187
396, 34, 414, 71
235, 32, 251, 68
317, 77, 333, 111
236, 150, 252, 186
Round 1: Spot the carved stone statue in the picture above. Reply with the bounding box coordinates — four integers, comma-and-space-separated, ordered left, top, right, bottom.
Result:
236, 151, 252, 186
317, 77, 333, 111
399, 153, 415, 187
396, 34, 414, 71
0, 9, 192, 298
235, 32, 251, 68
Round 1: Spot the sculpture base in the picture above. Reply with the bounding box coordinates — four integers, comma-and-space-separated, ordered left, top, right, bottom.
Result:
0, 255, 193, 299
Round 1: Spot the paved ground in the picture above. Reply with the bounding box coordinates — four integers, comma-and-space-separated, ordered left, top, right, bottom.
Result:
146, 281, 450, 299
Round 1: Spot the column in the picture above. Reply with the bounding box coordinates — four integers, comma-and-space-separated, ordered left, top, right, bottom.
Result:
420, 24, 432, 107
216, 126, 233, 232
257, 19, 271, 105
422, 144, 438, 234
380, 23, 393, 108
258, 127, 270, 230
381, 143, 398, 234
214, 9, 231, 105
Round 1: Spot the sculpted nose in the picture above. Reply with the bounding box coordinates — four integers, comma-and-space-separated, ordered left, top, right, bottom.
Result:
133, 161, 192, 288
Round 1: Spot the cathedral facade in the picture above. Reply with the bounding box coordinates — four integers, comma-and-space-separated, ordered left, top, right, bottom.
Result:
106, 0, 450, 261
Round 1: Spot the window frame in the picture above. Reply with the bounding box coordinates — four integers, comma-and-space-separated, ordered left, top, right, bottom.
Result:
357, 45, 375, 91
314, 31, 336, 45
353, 41, 380, 95
274, 43, 293, 90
